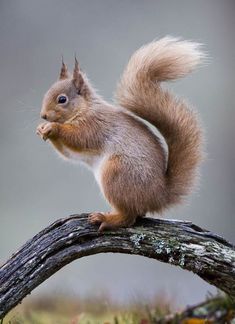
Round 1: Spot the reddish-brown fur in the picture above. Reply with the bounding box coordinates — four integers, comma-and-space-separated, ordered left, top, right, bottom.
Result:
37, 37, 204, 231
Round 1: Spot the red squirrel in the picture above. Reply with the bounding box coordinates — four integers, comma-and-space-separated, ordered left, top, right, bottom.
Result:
37, 37, 204, 231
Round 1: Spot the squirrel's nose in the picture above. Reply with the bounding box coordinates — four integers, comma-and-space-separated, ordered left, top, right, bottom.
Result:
41, 113, 48, 120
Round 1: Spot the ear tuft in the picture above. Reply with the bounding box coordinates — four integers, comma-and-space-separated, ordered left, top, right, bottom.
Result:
59, 57, 69, 80
74, 54, 80, 73
73, 56, 84, 91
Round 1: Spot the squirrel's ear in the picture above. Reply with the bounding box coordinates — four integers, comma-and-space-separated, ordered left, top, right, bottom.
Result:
59, 58, 69, 80
72, 56, 84, 91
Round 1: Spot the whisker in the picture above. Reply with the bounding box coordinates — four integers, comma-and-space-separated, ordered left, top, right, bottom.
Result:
19, 116, 41, 131
16, 102, 39, 112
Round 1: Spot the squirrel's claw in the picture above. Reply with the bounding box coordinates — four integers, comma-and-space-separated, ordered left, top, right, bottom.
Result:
88, 212, 105, 224
36, 122, 54, 141
98, 222, 111, 232
88, 212, 108, 232
88, 212, 115, 232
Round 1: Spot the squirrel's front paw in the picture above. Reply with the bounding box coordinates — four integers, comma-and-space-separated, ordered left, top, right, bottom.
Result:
36, 122, 57, 141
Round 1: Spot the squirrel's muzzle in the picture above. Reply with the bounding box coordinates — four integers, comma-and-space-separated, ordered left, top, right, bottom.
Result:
41, 113, 48, 120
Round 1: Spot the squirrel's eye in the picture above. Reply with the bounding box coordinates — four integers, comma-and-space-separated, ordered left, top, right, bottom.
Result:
57, 95, 68, 104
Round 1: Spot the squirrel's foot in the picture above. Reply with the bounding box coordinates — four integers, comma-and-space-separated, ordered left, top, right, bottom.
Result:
88, 212, 136, 232
88, 212, 106, 224
88, 212, 107, 232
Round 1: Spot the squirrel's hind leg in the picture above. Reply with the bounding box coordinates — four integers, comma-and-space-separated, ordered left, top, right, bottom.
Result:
88, 211, 136, 232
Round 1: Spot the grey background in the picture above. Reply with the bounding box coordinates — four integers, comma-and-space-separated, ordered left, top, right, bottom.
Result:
0, 0, 234, 306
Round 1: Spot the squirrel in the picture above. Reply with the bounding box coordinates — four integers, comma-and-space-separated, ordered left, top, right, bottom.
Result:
37, 37, 204, 232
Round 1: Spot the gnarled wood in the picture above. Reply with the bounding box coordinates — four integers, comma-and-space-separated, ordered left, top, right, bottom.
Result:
0, 214, 235, 318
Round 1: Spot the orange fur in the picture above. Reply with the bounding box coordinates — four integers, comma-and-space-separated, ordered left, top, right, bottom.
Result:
37, 37, 204, 231
116, 37, 204, 207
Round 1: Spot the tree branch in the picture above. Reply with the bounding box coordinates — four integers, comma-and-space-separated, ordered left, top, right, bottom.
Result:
0, 214, 235, 319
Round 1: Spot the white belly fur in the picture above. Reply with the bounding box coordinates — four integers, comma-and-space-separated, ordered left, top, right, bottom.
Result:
58, 145, 107, 188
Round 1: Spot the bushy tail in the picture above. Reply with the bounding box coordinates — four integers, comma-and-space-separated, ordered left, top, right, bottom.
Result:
115, 37, 204, 206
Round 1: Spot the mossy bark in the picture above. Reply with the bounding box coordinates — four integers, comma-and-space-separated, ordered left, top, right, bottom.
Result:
0, 214, 235, 318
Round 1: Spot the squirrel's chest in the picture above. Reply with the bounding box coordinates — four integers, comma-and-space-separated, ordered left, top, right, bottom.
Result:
56, 144, 106, 183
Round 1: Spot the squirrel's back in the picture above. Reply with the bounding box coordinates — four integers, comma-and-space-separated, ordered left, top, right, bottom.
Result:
115, 37, 204, 208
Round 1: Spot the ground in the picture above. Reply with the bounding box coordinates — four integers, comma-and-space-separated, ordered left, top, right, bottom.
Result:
2, 293, 235, 324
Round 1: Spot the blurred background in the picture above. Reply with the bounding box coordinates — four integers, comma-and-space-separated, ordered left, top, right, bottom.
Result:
0, 0, 234, 307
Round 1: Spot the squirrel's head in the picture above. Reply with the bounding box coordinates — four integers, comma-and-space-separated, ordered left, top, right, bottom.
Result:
40, 58, 92, 123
